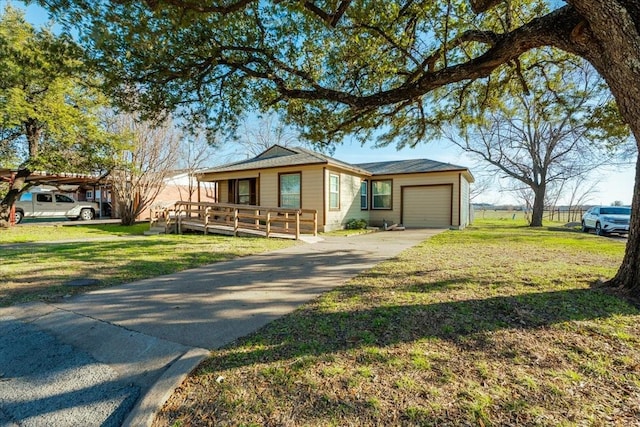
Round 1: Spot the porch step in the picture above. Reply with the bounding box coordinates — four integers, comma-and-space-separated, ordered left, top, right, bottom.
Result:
144, 226, 167, 235
299, 235, 324, 244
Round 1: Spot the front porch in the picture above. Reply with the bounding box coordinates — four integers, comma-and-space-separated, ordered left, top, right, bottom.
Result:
150, 202, 318, 240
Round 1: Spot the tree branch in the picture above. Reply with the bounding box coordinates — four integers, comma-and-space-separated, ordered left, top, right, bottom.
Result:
272, 0, 352, 27
140, 0, 254, 13
469, 0, 502, 14
274, 6, 582, 109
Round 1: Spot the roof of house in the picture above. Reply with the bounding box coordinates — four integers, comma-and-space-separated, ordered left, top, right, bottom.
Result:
355, 159, 468, 175
198, 145, 472, 179
198, 145, 371, 176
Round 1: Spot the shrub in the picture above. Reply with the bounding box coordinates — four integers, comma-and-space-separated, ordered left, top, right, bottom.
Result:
345, 218, 368, 230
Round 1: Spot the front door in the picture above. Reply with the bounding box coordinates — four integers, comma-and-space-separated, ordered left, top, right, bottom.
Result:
229, 178, 257, 205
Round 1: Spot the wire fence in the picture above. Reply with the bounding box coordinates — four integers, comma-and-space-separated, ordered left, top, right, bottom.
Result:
544, 208, 587, 223
473, 207, 587, 224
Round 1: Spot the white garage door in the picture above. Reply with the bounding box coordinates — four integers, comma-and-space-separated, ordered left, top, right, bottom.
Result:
402, 186, 452, 228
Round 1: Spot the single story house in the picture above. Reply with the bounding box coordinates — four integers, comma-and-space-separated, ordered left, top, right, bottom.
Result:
197, 145, 474, 232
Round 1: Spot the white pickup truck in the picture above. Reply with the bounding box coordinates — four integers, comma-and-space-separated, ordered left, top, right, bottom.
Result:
13, 191, 99, 223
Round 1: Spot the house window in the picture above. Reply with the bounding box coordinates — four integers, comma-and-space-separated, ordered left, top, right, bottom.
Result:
372, 180, 392, 209
86, 190, 93, 199
230, 179, 257, 204
238, 179, 251, 205
279, 172, 301, 208
329, 173, 340, 210
360, 181, 368, 210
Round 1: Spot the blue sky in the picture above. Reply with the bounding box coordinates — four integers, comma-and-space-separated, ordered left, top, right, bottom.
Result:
2, 0, 635, 205
331, 141, 635, 206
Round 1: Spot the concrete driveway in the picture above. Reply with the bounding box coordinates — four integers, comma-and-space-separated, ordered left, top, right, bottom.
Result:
0, 229, 444, 426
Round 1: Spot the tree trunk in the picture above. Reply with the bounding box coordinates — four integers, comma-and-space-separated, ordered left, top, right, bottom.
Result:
0, 168, 31, 227
118, 200, 137, 226
530, 185, 546, 227
119, 211, 136, 226
561, 2, 640, 294
607, 153, 640, 293
25, 118, 41, 158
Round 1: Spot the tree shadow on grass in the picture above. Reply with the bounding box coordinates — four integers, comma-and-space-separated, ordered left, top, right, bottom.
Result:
0, 239, 253, 305
201, 285, 639, 372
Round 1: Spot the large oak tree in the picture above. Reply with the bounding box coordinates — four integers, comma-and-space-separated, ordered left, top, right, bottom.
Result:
32, 0, 640, 293
0, 6, 117, 226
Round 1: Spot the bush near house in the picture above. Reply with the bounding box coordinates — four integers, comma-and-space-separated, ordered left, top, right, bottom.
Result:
345, 218, 368, 230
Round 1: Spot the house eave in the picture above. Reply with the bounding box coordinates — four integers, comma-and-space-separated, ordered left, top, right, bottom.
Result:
368, 168, 474, 181
197, 160, 372, 181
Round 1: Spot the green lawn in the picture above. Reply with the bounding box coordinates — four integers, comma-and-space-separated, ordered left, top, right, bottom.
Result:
157, 220, 639, 426
0, 222, 151, 243
0, 223, 295, 306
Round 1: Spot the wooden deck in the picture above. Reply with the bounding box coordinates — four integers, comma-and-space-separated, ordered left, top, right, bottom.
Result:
150, 202, 317, 240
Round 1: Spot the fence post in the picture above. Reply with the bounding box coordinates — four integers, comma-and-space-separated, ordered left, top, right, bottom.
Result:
234, 207, 239, 236
149, 207, 155, 228
295, 210, 300, 240
266, 211, 271, 238
204, 206, 209, 235
313, 211, 318, 236
168, 204, 177, 234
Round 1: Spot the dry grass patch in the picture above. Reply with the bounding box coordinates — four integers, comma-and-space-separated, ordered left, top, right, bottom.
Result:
157, 221, 640, 426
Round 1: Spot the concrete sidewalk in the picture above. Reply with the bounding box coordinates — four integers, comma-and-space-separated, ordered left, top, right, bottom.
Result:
0, 229, 444, 426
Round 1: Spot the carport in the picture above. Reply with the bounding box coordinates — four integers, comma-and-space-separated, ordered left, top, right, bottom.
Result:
0, 169, 113, 225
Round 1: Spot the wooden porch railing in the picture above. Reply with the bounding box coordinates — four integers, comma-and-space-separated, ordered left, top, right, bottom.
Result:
150, 202, 318, 240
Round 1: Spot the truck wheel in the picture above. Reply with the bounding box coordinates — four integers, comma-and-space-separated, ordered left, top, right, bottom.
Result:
79, 208, 95, 221
14, 210, 24, 224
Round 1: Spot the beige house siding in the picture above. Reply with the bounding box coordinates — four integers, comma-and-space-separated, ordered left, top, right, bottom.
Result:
324, 168, 368, 232
368, 171, 463, 228
301, 167, 324, 215
258, 171, 278, 207
460, 174, 471, 228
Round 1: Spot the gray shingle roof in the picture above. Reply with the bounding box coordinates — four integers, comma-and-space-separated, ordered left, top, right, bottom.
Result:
199, 145, 470, 177
199, 145, 371, 175
355, 159, 468, 175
